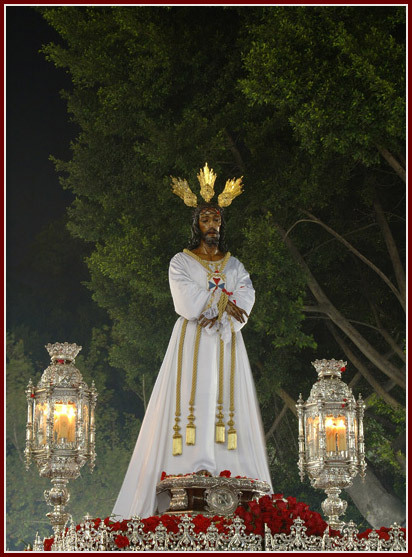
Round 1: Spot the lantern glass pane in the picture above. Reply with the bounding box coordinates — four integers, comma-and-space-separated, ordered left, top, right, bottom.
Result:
325, 414, 347, 454
34, 401, 48, 446
354, 417, 358, 448
305, 416, 319, 458
53, 401, 77, 444
82, 403, 89, 447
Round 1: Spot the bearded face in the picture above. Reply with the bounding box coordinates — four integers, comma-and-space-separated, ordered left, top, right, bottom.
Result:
198, 208, 221, 245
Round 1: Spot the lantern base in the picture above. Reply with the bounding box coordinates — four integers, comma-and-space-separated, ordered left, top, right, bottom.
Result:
44, 478, 71, 536
321, 487, 347, 531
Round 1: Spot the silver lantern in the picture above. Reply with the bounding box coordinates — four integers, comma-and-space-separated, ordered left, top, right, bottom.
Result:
24, 342, 97, 537
296, 358, 366, 530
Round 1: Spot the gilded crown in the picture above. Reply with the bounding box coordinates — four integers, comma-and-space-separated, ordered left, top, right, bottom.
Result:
170, 163, 244, 208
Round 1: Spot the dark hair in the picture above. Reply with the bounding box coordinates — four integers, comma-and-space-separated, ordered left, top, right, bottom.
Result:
187, 203, 228, 252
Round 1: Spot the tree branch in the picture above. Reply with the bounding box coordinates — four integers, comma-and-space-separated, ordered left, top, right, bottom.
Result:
13, 424, 25, 465
300, 210, 404, 311
224, 129, 246, 172
276, 387, 298, 417
326, 321, 402, 410
265, 401, 288, 440
276, 221, 406, 389
373, 194, 406, 305
376, 145, 406, 183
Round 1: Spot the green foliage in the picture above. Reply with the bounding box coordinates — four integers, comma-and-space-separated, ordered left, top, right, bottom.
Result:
364, 394, 406, 501
7, 6, 405, 544
241, 6, 405, 166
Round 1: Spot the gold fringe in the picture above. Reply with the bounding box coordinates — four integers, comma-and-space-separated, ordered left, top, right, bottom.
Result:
215, 421, 225, 443
227, 429, 237, 450
186, 423, 196, 445
172, 434, 183, 456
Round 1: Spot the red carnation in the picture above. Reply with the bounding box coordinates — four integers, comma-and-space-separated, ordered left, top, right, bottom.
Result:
142, 516, 161, 533
114, 534, 130, 549
219, 470, 231, 477
160, 514, 180, 534
193, 514, 212, 534
160, 471, 167, 481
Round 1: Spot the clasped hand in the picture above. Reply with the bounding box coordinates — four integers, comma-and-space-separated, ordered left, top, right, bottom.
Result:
198, 300, 248, 329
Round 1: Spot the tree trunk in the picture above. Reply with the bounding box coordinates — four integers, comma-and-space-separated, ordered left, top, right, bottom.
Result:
346, 465, 406, 528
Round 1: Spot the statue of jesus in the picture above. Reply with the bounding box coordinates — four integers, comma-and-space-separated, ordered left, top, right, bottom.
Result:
112, 168, 272, 519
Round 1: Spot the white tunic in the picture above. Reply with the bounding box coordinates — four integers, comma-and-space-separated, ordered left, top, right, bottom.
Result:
112, 252, 273, 519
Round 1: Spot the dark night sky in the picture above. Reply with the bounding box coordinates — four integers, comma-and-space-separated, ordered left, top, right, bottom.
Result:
6, 5, 76, 269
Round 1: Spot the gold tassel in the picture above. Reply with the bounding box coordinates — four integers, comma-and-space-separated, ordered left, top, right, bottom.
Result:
186, 423, 196, 445
215, 423, 225, 443
172, 434, 183, 456
227, 428, 237, 450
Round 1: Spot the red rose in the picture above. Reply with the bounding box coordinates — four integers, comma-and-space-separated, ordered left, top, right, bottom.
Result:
160, 471, 167, 481
94, 518, 101, 529
114, 534, 130, 549
340, 366, 346, 372
103, 517, 112, 527
43, 538, 54, 551
219, 470, 231, 477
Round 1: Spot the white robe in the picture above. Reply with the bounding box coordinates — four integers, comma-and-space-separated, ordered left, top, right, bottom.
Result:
112, 252, 273, 519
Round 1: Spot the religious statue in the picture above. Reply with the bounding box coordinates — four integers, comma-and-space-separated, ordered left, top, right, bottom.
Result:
112, 164, 272, 519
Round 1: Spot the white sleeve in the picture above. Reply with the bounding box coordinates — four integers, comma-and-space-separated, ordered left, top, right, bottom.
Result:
168, 254, 214, 321
227, 260, 255, 333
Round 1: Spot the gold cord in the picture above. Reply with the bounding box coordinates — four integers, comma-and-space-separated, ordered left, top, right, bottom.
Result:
172, 319, 188, 455
186, 323, 202, 445
215, 336, 225, 443
227, 325, 237, 450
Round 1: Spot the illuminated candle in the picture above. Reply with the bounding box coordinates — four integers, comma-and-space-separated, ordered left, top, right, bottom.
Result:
325, 417, 335, 452
336, 417, 347, 451
53, 403, 76, 443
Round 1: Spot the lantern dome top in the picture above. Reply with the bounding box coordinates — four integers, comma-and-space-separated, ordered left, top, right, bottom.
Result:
46, 342, 82, 363
312, 358, 347, 379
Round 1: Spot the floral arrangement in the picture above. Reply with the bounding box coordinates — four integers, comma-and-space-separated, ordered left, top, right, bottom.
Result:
42, 493, 406, 551
41, 471, 406, 551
